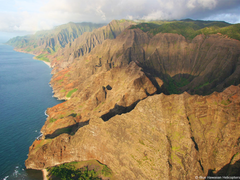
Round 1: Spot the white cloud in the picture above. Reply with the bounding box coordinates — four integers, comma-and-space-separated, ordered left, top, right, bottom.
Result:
198, 0, 217, 9
0, 0, 239, 35
96, 6, 106, 20
187, 0, 196, 9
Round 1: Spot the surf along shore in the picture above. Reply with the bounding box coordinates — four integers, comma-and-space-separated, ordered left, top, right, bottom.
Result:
13, 47, 51, 179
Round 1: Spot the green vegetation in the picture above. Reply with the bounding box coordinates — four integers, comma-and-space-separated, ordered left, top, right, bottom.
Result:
47, 164, 100, 180
195, 24, 240, 41
6, 22, 106, 62
32, 139, 53, 154
165, 78, 180, 94
54, 127, 72, 136
69, 113, 77, 117
25, 47, 33, 52
35, 53, 50, 62
130, 19, 240, 41
46, 47, 55, 54
221, 99, 231, 105
175, 77, 190, 87
47, 161, 112, 180
130, 23, 160, 32
58, 114, 65, 119
171, 153, 183, 166
194, 82, 209, 90
164, 76, 191, 94
60, 89, 66, 93
66, 88, 78, 98
101, 165, 112, 176
49, 118, 57, 123
58, 79, 63, 84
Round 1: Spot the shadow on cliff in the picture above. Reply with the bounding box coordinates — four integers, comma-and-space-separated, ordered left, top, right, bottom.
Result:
101, 101, 141, 121
206, 160, 240, 179
101, 66, 239, 121
141, 62, 240, 96
101, 72, 203, 122
45, 120, 89, 139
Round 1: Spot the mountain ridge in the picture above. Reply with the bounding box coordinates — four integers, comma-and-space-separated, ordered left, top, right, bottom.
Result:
6, 22, 106, 62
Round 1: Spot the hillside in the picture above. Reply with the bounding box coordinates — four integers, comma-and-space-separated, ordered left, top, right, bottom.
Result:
8, 19, 240, 179
50, 19, 136, 73
49, 26, 240, 97
6, 22, 106, 62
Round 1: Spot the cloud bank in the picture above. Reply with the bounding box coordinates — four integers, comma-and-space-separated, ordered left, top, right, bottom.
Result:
0, 0, 240, 35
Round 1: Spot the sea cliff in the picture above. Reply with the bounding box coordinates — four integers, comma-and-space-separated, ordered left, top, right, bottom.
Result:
7, 19, 240, 179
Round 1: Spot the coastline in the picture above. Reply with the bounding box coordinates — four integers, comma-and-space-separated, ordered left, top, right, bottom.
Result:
33, 56, 51, 68
14, 48, 51, 68
0, 44, 59, 179
14, 46, 51, 178
43, 61, 51, 68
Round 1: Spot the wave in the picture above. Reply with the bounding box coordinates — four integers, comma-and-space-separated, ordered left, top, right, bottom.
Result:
36, 133, 43, 140
44, 110, 49, 117
3, 176, 9, 180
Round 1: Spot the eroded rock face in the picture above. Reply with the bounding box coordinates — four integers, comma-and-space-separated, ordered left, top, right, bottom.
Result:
50, 20, 136, 73
26, 85, 240, 179
51, 28, 240, 98
41, 61, 158, 137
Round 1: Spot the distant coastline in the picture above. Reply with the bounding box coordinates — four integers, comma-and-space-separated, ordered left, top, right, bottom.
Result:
13, 48, 51, 68
0, 44, 60, 179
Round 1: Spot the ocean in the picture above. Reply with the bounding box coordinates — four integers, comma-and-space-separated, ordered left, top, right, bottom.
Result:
0, 43, 61, 179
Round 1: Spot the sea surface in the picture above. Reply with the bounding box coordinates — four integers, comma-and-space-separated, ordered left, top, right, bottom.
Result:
0, 43, 61, 179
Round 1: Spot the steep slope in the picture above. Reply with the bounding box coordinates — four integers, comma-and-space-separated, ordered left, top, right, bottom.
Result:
22, 20, 240, 179
50, 27, 240, 97
50, 19, 136, 73
26, 85, 240, 179
6, 22, 106, 61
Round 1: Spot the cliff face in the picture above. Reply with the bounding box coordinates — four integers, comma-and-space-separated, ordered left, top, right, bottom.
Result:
23, 20, 240, 179
50, 20, 136, 73
26, 85, 240, 179
6, 22, 106, 50
6, 22, 106, 62
50, 28, 240, 100
80, 28, 240, 95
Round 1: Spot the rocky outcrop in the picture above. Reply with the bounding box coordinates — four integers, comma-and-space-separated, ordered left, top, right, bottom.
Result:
26, 85, 240, 179
42, 61, 159, 136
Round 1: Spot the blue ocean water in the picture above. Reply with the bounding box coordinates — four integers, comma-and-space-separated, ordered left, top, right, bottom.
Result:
0, 43, 61, 179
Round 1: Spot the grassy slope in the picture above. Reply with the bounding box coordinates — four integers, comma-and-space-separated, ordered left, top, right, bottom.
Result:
131, 19, 240, 41
47, 160, 113, 180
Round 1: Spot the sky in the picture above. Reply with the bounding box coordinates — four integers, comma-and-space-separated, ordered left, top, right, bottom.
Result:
0, 0, 240, 40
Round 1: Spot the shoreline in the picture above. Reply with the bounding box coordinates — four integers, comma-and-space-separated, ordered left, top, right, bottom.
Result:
15, 47, 51, 178
14, 48, 51, 68
8, 46, 53, 180
43, 61, 51, 68
33, 56, 51, 68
